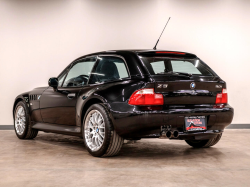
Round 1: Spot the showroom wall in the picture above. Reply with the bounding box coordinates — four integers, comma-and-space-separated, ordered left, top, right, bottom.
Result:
0, 0, 249, 125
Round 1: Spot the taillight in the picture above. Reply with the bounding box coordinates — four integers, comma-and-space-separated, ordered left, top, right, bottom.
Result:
128, 88, 164, 105
215, 88, 228, 104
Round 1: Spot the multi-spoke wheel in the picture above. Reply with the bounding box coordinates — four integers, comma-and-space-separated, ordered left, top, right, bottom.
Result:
14, 101, 38, 139
15, 106, 26, 135
83, 104, 124, 157
84, 110, 105, 151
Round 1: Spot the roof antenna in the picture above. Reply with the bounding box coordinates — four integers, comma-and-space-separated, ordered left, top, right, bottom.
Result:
153, 17, 171, 50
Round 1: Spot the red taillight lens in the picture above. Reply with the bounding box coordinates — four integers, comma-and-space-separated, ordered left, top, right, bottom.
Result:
128, 88, 164, 105
215, 89, 228, 104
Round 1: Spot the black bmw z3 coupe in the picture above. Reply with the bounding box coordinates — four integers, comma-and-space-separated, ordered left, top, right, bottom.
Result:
13, 49, 234, 157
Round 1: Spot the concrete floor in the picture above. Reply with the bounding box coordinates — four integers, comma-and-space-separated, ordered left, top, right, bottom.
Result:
0, 130, 250, 187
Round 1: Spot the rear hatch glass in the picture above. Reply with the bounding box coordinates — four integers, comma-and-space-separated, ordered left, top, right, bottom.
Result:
139, 57, 215, 77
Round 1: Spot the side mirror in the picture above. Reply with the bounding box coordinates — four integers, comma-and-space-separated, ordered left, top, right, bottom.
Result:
48, 77, 58, 89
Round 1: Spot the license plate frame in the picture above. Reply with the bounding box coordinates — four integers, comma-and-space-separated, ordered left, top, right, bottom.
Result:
185, 116, 207, 132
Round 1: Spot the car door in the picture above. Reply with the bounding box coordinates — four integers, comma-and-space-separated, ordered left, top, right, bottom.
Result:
40, 56, 97, 126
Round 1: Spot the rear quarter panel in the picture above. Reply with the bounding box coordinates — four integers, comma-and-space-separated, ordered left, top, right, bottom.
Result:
76, 79, 148, 128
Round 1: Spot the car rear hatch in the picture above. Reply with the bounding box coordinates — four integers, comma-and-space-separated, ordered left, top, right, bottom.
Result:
137, 51, 225, 105
153, 76, 224, 105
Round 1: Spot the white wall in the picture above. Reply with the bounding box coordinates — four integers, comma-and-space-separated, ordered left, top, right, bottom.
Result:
0, 0, 249, 125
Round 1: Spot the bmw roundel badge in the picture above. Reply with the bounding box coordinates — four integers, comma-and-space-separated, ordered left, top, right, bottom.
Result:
190, 82, 196, 89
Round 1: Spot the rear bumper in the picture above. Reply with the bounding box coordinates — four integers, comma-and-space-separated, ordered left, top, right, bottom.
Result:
108, 103, 234, 139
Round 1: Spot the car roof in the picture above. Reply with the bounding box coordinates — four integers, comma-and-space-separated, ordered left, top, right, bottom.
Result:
105, 49, 194, 54
74, 49, 197, 61
67, 49, 198, 78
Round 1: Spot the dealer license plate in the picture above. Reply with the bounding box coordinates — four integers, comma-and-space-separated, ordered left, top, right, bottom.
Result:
185, 116, 207, 132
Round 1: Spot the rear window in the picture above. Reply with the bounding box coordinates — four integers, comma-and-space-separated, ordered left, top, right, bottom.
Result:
139, 57, 215, 76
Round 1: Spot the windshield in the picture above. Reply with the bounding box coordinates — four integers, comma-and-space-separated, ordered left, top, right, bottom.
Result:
139, 56, 215, 76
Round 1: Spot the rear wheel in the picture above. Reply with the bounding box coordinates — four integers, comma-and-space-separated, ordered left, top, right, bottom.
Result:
14, 101, 38, 139
185, 133, 222, 148
83, 104, 123, 157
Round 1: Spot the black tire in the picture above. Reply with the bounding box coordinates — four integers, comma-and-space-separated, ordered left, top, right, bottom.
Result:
185, 133, 222, 148
82, 104, 123, 157
14, 101, 38, 139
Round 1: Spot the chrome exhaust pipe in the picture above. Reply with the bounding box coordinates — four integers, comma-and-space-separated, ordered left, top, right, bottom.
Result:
173, 130, 179, 138
159, 130, 167, 139
166, 131, 173, 138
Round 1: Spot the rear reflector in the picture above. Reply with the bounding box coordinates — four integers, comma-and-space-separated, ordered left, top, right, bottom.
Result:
156, 51, 185, 55
215, 88, 228, 104
128, 88, 164, 105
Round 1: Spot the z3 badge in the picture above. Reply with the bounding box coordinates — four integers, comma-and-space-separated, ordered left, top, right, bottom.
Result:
157, 84, 168, 88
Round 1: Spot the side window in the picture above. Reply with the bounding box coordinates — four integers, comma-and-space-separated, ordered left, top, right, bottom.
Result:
89, 56, 129, 84
62, 57, 96, 87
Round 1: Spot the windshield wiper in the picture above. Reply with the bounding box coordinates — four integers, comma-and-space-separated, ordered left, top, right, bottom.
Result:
173, 71, 192, 77
157, 71, 192, 77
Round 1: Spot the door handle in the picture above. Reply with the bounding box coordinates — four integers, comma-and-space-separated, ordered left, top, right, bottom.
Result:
67, 93, 75, 99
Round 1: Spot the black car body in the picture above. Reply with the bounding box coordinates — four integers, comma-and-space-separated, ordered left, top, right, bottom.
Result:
13, 49, 234, 157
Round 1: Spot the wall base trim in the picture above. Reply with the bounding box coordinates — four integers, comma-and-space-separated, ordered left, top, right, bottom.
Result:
226, 124, 250, 129
0, 125, 14, 130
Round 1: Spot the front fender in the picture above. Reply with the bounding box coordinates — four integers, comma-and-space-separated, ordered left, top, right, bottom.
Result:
13, 93, 30, 118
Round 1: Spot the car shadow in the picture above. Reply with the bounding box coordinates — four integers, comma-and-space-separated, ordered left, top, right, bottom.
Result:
35, 133, 85, 150
34, 133, 225, 160
119, 141, 225, 160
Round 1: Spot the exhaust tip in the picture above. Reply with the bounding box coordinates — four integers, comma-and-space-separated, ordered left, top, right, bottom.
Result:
166, 131, 173, 138
173, 130, 179, 138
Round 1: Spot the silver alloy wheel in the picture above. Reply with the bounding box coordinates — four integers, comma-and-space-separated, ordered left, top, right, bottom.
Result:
84, 110, 105, 151
15, 106, 26, 135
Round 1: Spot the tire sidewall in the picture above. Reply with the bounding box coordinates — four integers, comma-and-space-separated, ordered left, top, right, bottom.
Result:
185, 133, 222, 148
14, 101, 30, 139
82, 104, 112, 157
185, 139, 209, 148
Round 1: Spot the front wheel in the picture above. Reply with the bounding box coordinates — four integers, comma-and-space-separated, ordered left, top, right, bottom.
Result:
14, 101, 38, 139
83, 104, 123, 157
185, 133, 222, 148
